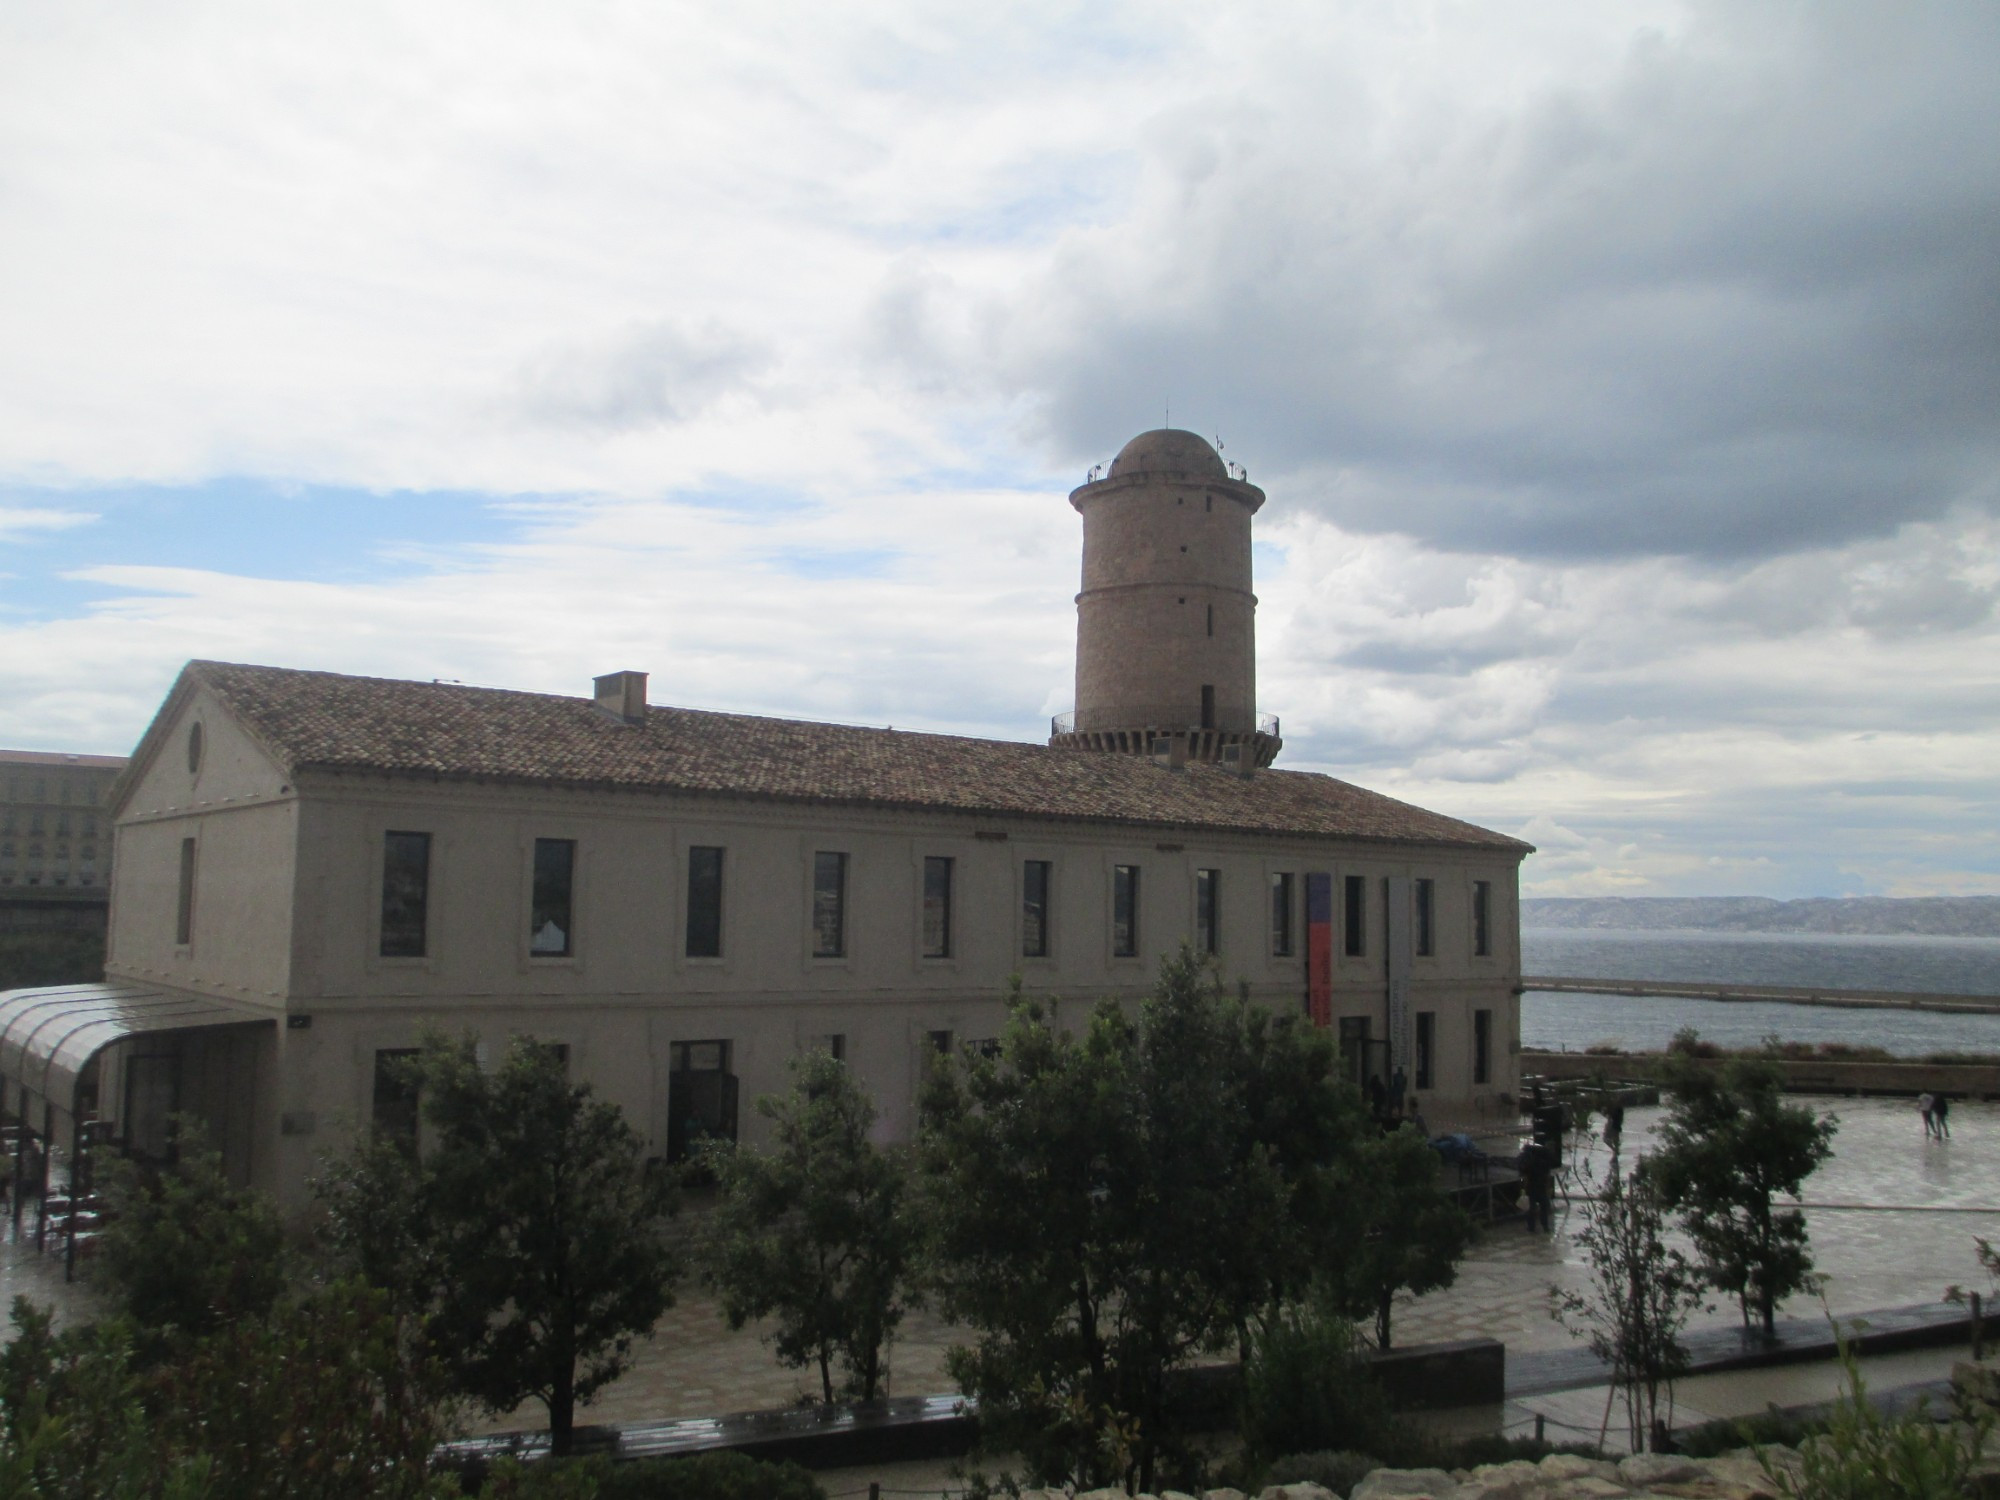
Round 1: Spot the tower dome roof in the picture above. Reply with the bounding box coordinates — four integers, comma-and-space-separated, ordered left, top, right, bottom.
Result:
1107, 428, 1228, 481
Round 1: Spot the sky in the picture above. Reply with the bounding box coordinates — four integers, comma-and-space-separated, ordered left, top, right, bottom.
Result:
2, 1, 1997, 899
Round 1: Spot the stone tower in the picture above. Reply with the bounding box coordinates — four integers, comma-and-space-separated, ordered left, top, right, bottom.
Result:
1050, 428, 1281, 768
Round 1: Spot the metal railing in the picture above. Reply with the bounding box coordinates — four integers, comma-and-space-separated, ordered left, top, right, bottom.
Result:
1050, 708, 1280, 739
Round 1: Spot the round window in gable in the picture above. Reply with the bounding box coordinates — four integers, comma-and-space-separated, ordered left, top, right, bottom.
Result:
187, 721, 205, 775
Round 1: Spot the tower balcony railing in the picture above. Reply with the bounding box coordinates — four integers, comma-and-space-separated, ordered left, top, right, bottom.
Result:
1050, 707, 1280, 740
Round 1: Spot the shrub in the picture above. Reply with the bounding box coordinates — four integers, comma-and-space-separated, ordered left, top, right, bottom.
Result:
1677, 1404, 1824, 1458
1667, 1027, 1721, 1060
1264, 1450, 1380, 1497
1441, 1432, 1604, 1467
1242, 1298, 1399, 1464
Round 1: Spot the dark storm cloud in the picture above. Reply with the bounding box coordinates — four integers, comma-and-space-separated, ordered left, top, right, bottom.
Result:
1004, 2, 2000, 562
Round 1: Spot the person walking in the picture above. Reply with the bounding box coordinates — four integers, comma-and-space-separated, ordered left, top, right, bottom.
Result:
1918, 1092, 1938, 1140
1935, 1091, 1952, 1139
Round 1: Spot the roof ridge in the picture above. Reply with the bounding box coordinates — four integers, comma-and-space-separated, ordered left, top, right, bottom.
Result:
182, 660, 1533, 853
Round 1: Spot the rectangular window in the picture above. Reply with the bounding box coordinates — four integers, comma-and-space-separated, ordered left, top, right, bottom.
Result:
1270, 872, 1295, 957
685, 846, 724, 958
814, 1033, 847, 1062
1022, 859, 1052, 958
1415, 1011, 1435, 1090
1414, 877, 1435, 957
176, 836, 196, 946
1473, 879, 1492, 957
812, 851, 847, 958
1343, 874, 1365, 957
927, 1029, 954, 1055
1113, 863, 1140, 957
1473, 1009, 1492, 1086
1195, 868, 1220, 954
922, 856, 953, 958
379, 831, 432, 958
1200, 684, 1216, 729
530, 838, 575, 957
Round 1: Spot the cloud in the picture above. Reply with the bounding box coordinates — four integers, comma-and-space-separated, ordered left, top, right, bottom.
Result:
514, 321, 771, 430
1, 1, 1997, 900
0, 506, 97, 542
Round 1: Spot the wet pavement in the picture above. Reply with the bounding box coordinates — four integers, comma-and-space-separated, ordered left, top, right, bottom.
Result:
5, 1095, 1994, 1438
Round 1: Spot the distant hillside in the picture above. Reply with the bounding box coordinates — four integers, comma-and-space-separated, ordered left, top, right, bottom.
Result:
1522, 896, 2000, 938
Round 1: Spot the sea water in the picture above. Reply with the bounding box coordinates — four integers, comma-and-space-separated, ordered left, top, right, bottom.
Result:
1520, 928, 2000, 1057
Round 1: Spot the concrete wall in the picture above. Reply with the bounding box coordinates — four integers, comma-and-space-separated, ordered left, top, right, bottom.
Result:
106, 684, 296, 1004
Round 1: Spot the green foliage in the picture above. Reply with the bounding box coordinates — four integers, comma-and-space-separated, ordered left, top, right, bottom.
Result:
1261, 1450, 1381, 1498
1677, 1404, 1825, 1458
1552, 1164, 1709, 1452
93, 1123, 287, 1348
1762, 1337, 1991, 1499
1337, 1128, 1475, 1350
1649, 1055, 1837, 1337
0, 928, 104, 991
704, 1048, 912, 1403
0, 1285, 459, 1499
148, 1279, 461, 1499
1241, 1296, 1396, 1464
317, 1032, 682, 1457
477, 1452, 825, 1500
917, 949, 1378, 1493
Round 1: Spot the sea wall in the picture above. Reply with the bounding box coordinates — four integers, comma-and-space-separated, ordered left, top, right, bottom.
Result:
1523, 1048, 2000, 1099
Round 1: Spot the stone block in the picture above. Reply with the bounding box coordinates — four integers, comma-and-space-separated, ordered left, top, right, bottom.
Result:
1534, 1455, 1620, 1485
1350, 1468, 1462, 1500
1615, 1454, 1704, 1487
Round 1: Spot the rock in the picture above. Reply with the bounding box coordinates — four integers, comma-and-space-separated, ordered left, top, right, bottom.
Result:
1203, 1489, 1249, 1500
1455, 1460, 1542, 1500
1078, 1488, 1128, 1500
1161, 1490, 1203, 1500
1696, 1456, 1787, 1497
1539, 1481, 1624, 1499
1260, 1485, 1339, 1500
1535, 1455, 1621, 1485
1616, 1454, 1704, 1487
1349, 1468, 1462, 1500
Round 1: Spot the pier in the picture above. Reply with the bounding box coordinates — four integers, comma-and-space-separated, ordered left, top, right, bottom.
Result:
1523, 975, 2000, 1015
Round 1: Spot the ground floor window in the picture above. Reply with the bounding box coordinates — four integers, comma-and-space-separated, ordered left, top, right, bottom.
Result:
1415, 1011, 1436, 1090
667, 1039, 738, 1163
1474, 1008, 1493, 1085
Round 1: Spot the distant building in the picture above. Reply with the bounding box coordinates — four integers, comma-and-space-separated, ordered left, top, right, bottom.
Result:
1, 431, 1532, 1206
0, 749, 127, 931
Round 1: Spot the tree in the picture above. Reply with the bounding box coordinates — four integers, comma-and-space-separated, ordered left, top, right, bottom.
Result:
317, 1031, 682, 1455
93, 1121, 286, 1350
705, 1047, 913, 1403
1553, 1164, 1709, 1453
1648, 1054, 1837, 1339
1339, 1127, 1476, 1351
0, 1283, 459, 1500
917, 951, 1373, 1493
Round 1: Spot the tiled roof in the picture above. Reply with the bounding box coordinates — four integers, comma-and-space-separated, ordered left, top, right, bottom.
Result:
0, 749, 128, 769
179, 662, 1531, 853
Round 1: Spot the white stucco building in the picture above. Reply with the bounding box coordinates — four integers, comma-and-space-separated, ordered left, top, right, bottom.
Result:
1, 430, 1531, 1208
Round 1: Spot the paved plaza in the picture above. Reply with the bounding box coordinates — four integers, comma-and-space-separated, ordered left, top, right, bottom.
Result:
3, 1095, 1994, 1439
